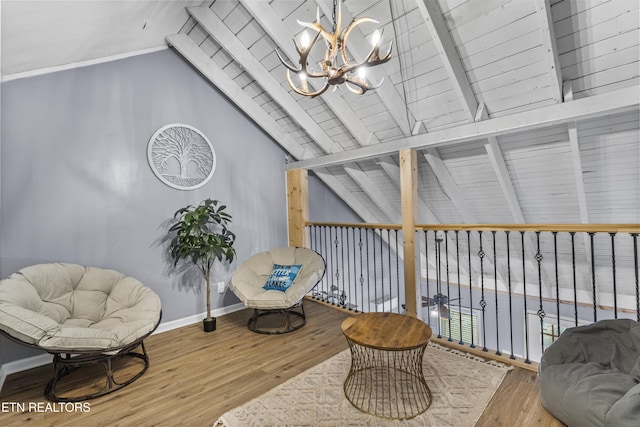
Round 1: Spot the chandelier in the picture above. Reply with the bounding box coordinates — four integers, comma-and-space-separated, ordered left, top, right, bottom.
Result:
276, 0, 392, 97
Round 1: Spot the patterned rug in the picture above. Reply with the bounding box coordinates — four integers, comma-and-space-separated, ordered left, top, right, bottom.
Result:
214, 343, 512, 426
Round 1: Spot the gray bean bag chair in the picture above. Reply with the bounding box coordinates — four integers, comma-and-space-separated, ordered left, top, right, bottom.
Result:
539, 318, 640, 427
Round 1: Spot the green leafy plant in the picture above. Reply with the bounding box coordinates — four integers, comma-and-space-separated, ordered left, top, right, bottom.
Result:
168, 199, 236, 324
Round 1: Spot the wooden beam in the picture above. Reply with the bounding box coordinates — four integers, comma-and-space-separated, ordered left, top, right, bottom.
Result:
416, 0, 477, 121
534, 0, 563, 103
287, 169, 309, 248
287, 85, 639, 170
400, 149, 418, 317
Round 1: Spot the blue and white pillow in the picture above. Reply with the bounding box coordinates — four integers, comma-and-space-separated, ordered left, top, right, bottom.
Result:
263, 264, 302, 292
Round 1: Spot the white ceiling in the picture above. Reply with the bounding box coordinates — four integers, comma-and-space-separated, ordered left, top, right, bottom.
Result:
1, 0, 202, 77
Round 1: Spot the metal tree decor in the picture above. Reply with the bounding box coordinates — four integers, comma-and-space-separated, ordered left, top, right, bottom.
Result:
168, 199, 236, 332
148, 124, 216, 190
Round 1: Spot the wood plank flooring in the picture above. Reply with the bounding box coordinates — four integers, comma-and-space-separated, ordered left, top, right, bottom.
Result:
0, 300, 563, 426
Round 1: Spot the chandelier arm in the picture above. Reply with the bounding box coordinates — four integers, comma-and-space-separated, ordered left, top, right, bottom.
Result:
276, 48, 301, 73
340, 17, 379, 68
344, 80, 366, 95
345, 75, 385, 92
286, 69, 330, 97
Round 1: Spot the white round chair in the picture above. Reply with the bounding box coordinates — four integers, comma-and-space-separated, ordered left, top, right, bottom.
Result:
0, 263, 162, 401
230, 247, 325, 334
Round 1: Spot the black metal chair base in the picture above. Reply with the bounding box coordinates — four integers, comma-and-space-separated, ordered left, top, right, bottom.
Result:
247, 302, 306, 334
44, 340, 150, 402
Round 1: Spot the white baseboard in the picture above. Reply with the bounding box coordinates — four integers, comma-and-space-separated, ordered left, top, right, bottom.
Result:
153, 303, 245, 334
0, 303, 246, 392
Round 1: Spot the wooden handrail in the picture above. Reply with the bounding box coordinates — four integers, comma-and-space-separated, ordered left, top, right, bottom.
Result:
306, 222, 640, 234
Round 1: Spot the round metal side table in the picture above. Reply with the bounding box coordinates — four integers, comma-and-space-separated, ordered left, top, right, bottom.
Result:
341, 312, 433, 420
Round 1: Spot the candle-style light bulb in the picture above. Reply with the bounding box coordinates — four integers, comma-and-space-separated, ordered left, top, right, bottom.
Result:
300, 30, 310, 50
358, 67, 366, 80
371, 29, 381, 47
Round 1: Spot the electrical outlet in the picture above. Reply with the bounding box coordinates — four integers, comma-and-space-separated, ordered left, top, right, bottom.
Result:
217, 282, 225, 294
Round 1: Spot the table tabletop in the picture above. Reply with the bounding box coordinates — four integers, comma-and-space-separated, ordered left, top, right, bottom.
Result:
341, 312, 432, 350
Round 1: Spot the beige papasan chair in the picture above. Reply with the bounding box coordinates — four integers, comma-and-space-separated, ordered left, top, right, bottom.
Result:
230, 247, 325, 334
0, 263, 161, 401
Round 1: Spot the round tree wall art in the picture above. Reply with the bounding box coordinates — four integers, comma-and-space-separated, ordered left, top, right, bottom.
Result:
147, 124, 216, 190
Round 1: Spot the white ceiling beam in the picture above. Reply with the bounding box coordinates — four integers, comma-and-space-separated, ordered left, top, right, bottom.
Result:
415, 0, 477, 122
288, 85, 640, 170
240, 0, 380, 147
316, 0, 416, 137
534, 0, 564, 103
187, 6, 339, 155
484, 135, 554, 296
166, 32, 381, 225
344, 165, 400, 223
565, 81, 595, 301
423, 148, 508, 292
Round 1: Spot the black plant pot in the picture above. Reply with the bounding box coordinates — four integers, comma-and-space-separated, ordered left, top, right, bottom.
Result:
203, 317, 217, 332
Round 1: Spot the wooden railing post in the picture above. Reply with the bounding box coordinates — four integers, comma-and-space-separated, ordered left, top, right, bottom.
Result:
400, 149, 418, 317
286, 169, 309, 248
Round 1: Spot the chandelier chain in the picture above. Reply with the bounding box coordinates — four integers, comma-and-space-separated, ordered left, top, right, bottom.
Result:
332, 0, 338, 33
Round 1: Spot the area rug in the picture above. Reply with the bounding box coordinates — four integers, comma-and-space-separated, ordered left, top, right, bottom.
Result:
214, 343, 512, 426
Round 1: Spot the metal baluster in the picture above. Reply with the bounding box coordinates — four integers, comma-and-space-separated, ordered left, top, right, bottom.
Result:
366, 228, 371, 313
380, 228, 384, 312
395, 230, 400, 314
535, 232, 546, 359
373, 228, 378, 312
425, 231, 430, 327
493, 231, 501, 356
478, 231, 487, 352
521, 231, 530, 364
553, 232, 560, 342
589, 232, 597, 322
324, 226, 330, 300
456, 231, 463, 345
467, 230, 475, 348
445, 231, 452, 341
506, 231, 515, 360
359, 228, 364, 314
610, 232, 618, 319
571, 232, 578, 326
387, 228, 392, 313
352, 227, 357, 311
341, 227, 346, 308
632, 233, 639, 322
436, 235, 442, 339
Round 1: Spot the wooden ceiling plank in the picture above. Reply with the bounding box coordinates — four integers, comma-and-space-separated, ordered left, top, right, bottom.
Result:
415, 0, 477, 122
534, 0, 564, 103
287, 85, 640, 170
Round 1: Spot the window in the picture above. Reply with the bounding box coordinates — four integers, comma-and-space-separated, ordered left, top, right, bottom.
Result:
438, 307, 481, 346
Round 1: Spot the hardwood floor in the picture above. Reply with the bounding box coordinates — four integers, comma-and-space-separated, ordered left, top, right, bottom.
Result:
1, 300, 563, 426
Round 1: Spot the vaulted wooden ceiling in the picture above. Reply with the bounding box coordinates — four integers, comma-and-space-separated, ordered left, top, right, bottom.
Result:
166, 0, 640, 226
2, 0, 639, 228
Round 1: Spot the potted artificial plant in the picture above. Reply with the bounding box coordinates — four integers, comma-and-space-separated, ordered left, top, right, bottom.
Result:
168, 198, 236, 332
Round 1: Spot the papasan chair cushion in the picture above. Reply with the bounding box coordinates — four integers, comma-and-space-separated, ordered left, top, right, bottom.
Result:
0, 262, 162, 401
230, 247, 325, 334
538, 318, 640, 427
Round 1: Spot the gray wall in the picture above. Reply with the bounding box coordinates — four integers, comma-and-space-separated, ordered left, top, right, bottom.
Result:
0, 49, 359, 364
